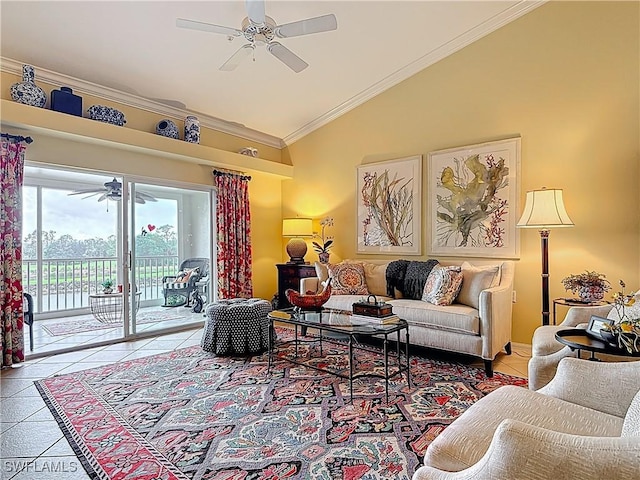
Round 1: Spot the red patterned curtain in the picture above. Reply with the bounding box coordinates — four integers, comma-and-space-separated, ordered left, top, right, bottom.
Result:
214, 170, 253, 298
1, 134, 30, 367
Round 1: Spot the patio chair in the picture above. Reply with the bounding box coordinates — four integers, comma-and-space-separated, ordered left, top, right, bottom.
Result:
162, 257, 209, 308
24, 292, 34, 351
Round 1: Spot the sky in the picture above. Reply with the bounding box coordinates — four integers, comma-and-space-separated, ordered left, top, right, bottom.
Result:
23, 187, 178, 241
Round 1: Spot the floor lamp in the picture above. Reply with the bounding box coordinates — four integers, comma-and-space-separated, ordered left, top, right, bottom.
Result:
517, 188, 574, 326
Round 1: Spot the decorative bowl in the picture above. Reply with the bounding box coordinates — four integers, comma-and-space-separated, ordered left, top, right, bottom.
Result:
87, 105, 126, 126
286, 279, 332, 311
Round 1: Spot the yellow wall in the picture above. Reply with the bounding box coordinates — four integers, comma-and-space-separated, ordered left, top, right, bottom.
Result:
284, 1, 640, 343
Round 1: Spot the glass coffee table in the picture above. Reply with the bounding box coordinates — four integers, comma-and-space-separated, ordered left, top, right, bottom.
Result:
267, 308, 411, 402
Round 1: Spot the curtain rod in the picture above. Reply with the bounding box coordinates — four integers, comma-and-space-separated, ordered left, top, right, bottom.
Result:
213, 169, 251, 181
1, 132, 33, 144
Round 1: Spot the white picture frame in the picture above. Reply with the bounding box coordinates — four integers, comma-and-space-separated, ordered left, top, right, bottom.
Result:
427, 138, 521, 258
356, 155, 422, 255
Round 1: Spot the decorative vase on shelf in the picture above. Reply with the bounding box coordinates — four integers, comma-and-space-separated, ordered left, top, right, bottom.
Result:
10, 64, 47, 108
184, 115, 200, 144
156, 119, 179, 139
103, 288, 113, 294
51, 86, 82, 116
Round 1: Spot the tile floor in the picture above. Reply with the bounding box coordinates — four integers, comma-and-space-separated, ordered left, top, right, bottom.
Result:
0, 328, 531, 480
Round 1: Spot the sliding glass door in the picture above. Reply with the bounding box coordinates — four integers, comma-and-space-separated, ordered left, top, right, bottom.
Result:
22, 165, 214, 355
127, 179, 213, 336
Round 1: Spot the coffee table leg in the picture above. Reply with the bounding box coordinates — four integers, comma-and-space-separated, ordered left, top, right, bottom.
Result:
294, 325, 299, 358
349, 337, 354, 403
268, 319, 273, 373
405, 328, 411, 388
384, 334, 389, 403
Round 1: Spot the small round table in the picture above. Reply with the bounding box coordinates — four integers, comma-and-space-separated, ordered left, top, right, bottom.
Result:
555, 328, 640, 360
89, 292, 142, 324
552, 298, 609, 325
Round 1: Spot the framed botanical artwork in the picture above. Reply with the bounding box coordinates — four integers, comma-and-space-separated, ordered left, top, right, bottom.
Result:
356, 155, 422, 255
427, 137, 521, 258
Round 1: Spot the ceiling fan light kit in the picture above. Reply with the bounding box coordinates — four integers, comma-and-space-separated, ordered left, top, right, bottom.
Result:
177, 0, 337, 73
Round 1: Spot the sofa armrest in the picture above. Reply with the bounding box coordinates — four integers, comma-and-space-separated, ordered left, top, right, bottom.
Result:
478, 282, 512, 360
412, 419, 640, 480
538, 357, 640, 418
300, 277, 320, 294
559, 304, 613, 327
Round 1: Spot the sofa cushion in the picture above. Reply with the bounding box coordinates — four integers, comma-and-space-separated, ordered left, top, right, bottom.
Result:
622, 389, 640, 437
363, 262, 388, 297
422, 265, 463, 306
389, 299, 479, 335
456, 262, 500, 309
328, 263, 369, 295
424, 385, 624, 472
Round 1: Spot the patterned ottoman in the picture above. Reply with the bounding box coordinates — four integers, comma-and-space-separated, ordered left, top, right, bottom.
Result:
201, 298, 272, 355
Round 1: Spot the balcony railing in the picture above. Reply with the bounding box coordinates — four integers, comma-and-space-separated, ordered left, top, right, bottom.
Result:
22, 256, 179, 314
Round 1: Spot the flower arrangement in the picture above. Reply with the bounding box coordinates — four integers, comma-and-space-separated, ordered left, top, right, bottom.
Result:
561, 270, 611, 302
312, 217, 334, 254
601, 280, 639, 354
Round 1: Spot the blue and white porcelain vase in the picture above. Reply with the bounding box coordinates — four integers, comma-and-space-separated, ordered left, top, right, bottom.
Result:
184, 115, 200, 144
156, 119, 179, 139
10, 64, 47, 108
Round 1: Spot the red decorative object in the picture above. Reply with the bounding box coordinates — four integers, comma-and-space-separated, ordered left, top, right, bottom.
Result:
285, 279, 332, 311
148, 224, 156, 232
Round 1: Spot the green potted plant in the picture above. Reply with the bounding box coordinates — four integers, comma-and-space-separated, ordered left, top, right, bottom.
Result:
101, 279, 114, 294
312, 217, 334, 264
561, 270, 611, 303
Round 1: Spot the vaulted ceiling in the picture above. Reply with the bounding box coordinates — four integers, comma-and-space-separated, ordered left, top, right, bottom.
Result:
1, 1, 542, 144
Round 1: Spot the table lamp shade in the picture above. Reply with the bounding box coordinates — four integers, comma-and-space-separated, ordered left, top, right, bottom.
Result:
282, 218, 312, 264
517, 188, 574, 228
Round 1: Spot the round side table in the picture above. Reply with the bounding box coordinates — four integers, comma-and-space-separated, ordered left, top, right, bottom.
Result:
552, 298, 609, 325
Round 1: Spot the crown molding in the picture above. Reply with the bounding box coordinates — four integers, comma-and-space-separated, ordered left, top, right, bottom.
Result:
283, 0, 546, 145
1, 57, 285, 149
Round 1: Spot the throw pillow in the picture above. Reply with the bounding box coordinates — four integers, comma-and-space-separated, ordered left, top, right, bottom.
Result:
176, 267, 198, 283
363, 262, 388, 297
328, 263, 369, 295
456, 262, 501, 309
422, 265, 464, 306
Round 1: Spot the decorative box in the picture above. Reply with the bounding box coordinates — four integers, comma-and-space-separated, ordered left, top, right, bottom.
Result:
87, 105, 126, 126
352, 295, 393, 317
51, 87, 82, 116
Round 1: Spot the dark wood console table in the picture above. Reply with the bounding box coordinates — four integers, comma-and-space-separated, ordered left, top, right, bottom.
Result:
275, 263, 317, 309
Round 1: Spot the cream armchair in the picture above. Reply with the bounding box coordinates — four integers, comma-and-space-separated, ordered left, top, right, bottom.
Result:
527, 303, 613, 390
413, 358, 640, 480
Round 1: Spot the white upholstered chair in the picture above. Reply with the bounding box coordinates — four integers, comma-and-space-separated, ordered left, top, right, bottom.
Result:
412, 357, 640, 480
528, 290, 640, 391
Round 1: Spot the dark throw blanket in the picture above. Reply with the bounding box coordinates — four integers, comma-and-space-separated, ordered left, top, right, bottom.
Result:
386, 259, 440, 300
386, 260, 409, 297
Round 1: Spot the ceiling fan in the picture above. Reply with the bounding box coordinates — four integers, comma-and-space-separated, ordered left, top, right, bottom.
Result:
176, 0, 337, 73
68, 178, 157, 204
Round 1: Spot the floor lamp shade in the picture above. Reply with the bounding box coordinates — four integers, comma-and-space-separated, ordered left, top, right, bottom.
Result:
517, 188, 574, 326
282, 218, 313, 264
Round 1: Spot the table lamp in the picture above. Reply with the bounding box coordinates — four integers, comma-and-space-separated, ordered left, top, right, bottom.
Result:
282, 218, 313, 264
517, 187, 574, 325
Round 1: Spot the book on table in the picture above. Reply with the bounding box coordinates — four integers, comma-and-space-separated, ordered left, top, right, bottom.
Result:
350, 313, 400, 325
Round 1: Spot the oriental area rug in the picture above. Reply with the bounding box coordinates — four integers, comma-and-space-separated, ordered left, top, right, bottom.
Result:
36, 329, 526, 480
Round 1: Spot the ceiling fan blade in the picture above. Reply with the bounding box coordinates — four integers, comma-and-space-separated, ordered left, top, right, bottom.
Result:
68, 188, 105, 195
267, 42, 308, 73
135, 196, 146, 205
220, 44, 254, 71
82, 192, 103, 200
245, 0, 266, 25
97, 193, 108, 202
176, 18, 242, 37
136, 191, 157, 202
275, 14, 337, 38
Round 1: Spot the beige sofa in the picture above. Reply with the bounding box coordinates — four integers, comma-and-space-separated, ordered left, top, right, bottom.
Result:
300, 259, 515, 376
